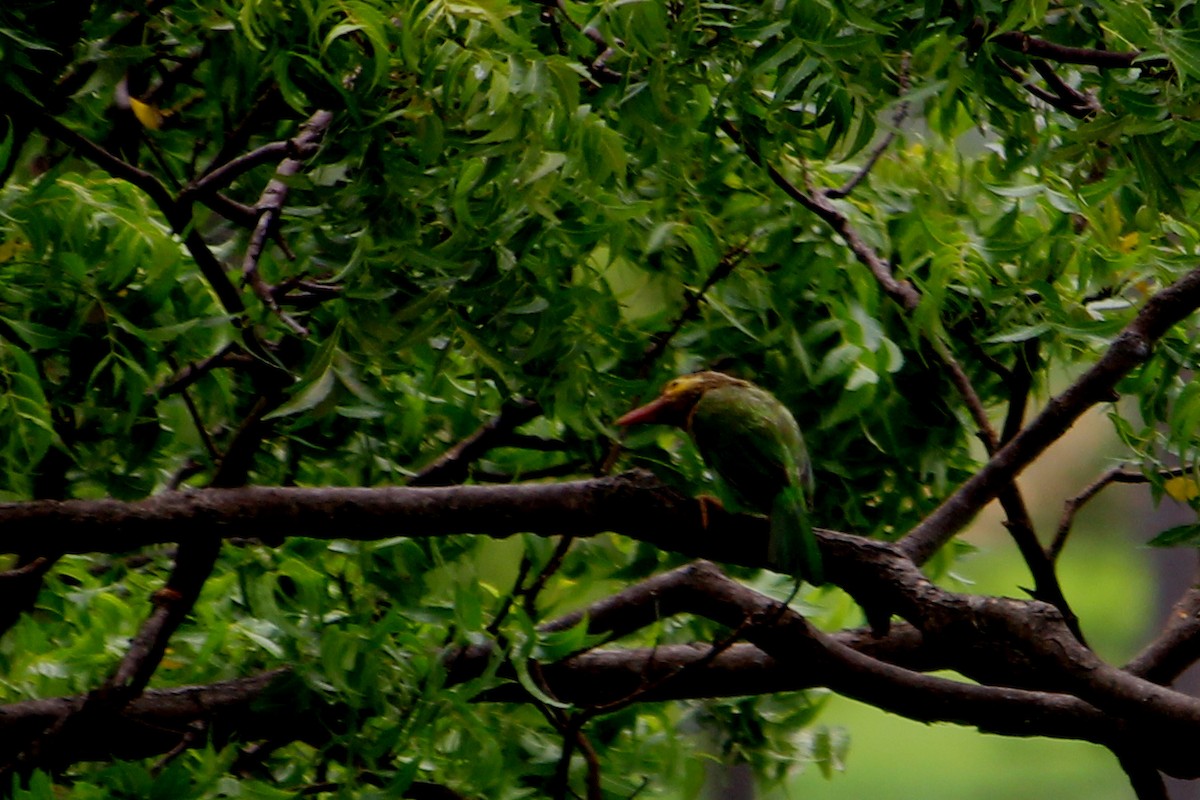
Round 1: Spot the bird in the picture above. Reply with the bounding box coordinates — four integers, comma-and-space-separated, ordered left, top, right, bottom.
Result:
616, 371, 822, 584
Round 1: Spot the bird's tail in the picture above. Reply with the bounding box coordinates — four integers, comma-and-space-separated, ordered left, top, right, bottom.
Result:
770, 486, 823, 585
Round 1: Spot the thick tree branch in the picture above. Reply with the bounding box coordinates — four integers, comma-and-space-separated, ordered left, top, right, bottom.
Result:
1126, 585, 1200, 686
5, 476, 1200, 739
7, 465, 1200, 777
0, 670, 325, 766
678, 561, 1200, 780
0, 471, 707, 556
9, 554, 1200, 779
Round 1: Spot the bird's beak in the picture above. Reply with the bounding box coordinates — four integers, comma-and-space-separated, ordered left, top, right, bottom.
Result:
615, 395, 672, 426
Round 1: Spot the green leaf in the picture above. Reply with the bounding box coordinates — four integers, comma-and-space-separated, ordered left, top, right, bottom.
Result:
521, 151, 567, 185
264, 328, 341, 420
1147, 524, 1200, 548
985, 323, 1052, 344
1163, 29, 1200, 83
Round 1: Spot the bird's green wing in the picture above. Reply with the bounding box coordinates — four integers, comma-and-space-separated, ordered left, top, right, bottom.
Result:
688, 384, 809, 512
690, 384, 822, 583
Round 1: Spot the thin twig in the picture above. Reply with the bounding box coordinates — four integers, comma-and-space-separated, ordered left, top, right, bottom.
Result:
156, 342, 249, 397
996, 57, 1096, 119
640, 244, 749, 378
719, 119, 921, 311
581, 27, 622, 85
185, 139, 301, 199
179, 375, 220, 462
989, 29, 1167, 71
1000, 339, 1039, 445
928, 336, 1081, 636
573, 724, 603, 800
407, 398, 544, 486
1032, 60, 1101, 116
485, 555, 534, 638
150, 720, 206, 773
930, 337, 998, 447
599, 244, 750, 474
198, 84, 286, 180
522, 536, 576, 620
35, 112, 250, 319
1051, 467, 1161, 561
240, 110, 333, 336
0, 556, 57, 637
825, 53, 911, 200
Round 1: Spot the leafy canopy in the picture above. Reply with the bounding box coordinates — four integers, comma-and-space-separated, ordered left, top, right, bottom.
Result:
4, 0, 1200, 797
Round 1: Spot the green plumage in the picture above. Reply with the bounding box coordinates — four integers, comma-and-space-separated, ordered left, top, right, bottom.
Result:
616, 372, 821, 582
687, 383, 822, 584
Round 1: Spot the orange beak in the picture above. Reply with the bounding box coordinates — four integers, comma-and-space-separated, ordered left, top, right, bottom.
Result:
615, 395, 673, 426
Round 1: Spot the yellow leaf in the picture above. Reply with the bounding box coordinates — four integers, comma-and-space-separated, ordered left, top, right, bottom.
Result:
1117, 231, 1139, 253
129, 97, 165, 130
0, 234, 29, 263
1165, 475, 1199, 502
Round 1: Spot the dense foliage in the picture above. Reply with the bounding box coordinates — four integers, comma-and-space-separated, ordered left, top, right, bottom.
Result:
4, 0, 1200, 797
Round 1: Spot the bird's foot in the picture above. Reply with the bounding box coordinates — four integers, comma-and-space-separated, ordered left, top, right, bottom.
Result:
696, 494, 725, 529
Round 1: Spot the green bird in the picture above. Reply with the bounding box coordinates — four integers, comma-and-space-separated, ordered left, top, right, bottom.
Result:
616, 371, 822, 584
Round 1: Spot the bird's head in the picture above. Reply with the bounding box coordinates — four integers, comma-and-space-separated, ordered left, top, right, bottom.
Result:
615, 371, 746, 428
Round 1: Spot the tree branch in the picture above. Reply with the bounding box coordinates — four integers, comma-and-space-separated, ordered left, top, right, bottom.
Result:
9, 552, 1200, 779
1050, 466, 1149, 561
10, 472, 1200, 774
989, 30, 1166, 71
0, 556, 57, 637
601, 243, 750, 473
239, 109, 333, 336
184, 139, 303, 200
0, 670, 322, 767
408, 398, 544, 486
1115, 750, 1169, 800
718, 118, 921, 312
996, 57, 1098, 119
1125, 584, 1200, 686
156, 342, 252, 398
33, 113, 249, 319
825, 53, 911, 200
900, 264, 1200, 564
